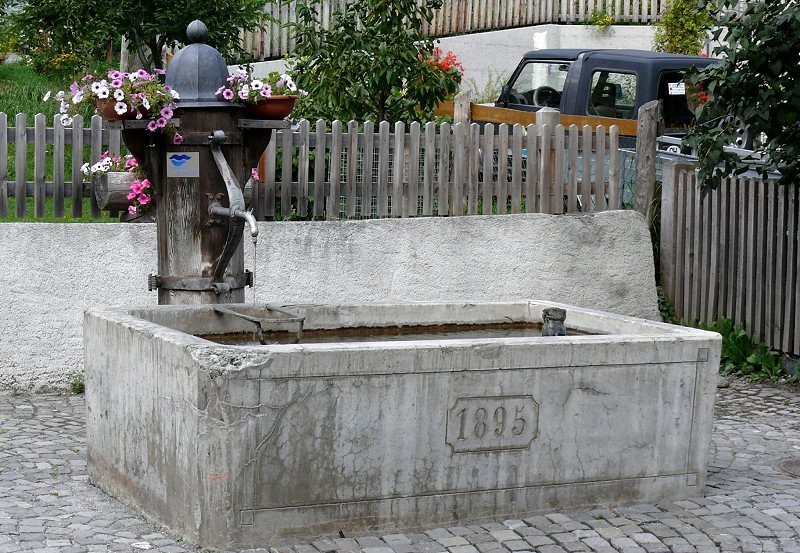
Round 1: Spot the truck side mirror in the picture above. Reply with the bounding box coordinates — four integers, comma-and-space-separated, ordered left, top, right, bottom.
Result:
498, 84, 511, 106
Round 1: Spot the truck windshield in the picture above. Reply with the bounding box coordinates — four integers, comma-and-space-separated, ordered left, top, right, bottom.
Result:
507, 61, 572, 107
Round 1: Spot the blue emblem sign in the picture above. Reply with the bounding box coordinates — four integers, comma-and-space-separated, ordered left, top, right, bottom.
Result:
166, 152, 200, 178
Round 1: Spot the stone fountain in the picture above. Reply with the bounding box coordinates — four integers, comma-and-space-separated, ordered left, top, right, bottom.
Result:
84, 21, 722, 551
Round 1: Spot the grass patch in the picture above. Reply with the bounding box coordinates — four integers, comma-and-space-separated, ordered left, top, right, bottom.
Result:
0, 196, 116, 222
0, 62, 64, 118
69, 373, 86, 394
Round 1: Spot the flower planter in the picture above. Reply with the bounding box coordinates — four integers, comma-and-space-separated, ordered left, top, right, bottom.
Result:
94, 172, 139, 210
243, 95, 298, 119
96, 99, 150, 122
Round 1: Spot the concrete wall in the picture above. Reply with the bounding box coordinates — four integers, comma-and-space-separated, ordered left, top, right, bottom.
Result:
241, 24, 657, 99
0, 211, 659, 392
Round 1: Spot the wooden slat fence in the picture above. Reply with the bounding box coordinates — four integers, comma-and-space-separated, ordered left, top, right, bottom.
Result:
240, 0, 664, 61
0, 113, 122, 219
257, 119, 621, 220
660, 161, 800, 355
2, 113, 621, 221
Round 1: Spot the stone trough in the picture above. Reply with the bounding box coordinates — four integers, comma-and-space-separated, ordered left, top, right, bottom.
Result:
84, 300, 720, 549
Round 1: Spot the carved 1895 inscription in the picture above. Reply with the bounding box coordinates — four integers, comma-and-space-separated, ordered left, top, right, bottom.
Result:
446, 396, 539, 453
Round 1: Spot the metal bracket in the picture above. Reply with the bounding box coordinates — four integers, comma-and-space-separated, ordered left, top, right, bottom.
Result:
147, 271, 252, 293
212, 304, 305, 345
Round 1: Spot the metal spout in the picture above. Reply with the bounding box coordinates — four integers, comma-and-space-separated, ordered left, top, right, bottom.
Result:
239, 209, 258, 238
210, 204, 258, 237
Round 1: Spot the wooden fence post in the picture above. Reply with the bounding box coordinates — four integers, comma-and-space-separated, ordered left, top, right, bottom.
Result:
633, 100, 659, 217
453, 90, 472, 126
536, 108, 560, 214
659, 160, 694, 297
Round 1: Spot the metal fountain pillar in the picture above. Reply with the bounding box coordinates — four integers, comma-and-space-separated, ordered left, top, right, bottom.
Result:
119, 20, 284, 305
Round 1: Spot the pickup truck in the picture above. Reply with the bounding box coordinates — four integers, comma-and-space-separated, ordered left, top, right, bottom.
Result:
495, 48, 716, 141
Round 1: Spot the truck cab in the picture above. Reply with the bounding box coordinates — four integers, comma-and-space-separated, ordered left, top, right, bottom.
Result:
496, 49, 716, 132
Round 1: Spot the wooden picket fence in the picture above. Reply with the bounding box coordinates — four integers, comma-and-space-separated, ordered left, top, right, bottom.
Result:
257, 119, 621, 219
0, 113, 122, 218
1, 112, 621, 220
660, 162, 800, 355
240, 0, 665, 61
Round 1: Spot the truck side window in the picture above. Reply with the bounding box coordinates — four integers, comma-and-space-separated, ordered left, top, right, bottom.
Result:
587, 70, 637, 119
659, 70, 696, 131
507, 61, 571, 107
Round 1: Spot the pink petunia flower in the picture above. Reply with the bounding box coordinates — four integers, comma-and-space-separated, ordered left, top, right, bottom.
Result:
128, 205, 137, 214
140, 179, 151, 189
172, 133, 184, 145
260, 85, 272, 97
160, 107, 173, 119
222, 89, 234, 100
156, 117, 167, 128
238, 89, 249, 100
251, 168, 260, 181
147, 121, 158, 132
127, 191, 138, 200
138, 194, 151, 205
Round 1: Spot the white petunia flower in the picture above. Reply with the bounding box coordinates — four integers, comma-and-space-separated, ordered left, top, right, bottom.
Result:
128, 73, 138, 81
43, 91, 51, 101
114, 101, 128, 115
96, 87, 110, 99
113, 89, 125, 101
72, 92, 84, 104
90, 82, 102, 94
60, 114, 73, 126
81, 162, 91, 175
170, 90, 180, 99
142, 98, 151, 110
251, 80, 263, 90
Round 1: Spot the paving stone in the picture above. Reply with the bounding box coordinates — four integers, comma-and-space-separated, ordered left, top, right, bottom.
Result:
384, 535, 412, 545
357, 537, 387, 548
333, 538, 360, 552
488, 530, 519, 543
388, 544, 417, 553
313, 540, 338, 553
436, 537, 468, 548
362, 548, 395, 553
474, 542, 505, 553
448, 546, 478, 553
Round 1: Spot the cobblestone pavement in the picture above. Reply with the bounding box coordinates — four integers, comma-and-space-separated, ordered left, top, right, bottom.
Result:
2, 379, 800, 553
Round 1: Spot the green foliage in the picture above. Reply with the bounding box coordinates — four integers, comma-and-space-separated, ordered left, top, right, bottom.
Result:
683, 0, 800, 191
699, 318, 788, 382
287, 0, 463, 123
464, 72, 508, 104
589, 9, 613, 30
653, 0, 712, 55
657, 287, 680, 325
10, 0, 270, 73
69, 373, 85, 394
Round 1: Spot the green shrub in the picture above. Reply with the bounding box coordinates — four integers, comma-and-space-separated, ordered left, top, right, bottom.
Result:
653, 0, 712, 55
699, 318, 789, 382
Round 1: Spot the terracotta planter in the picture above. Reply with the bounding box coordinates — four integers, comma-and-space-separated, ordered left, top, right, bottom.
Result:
242, 95, 298, 120
96, 99, 150, 122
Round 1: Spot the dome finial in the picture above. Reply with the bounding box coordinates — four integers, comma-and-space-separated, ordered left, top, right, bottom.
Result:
186, 20, 208, 44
